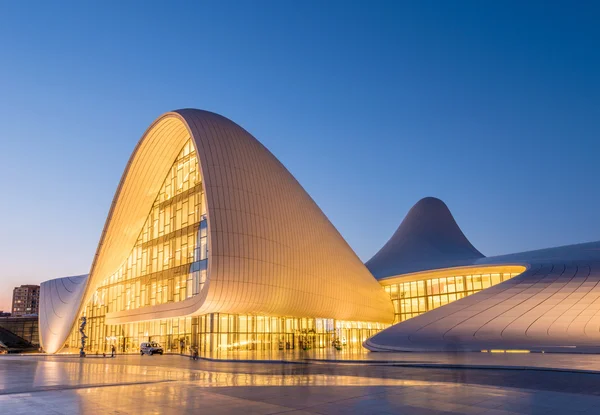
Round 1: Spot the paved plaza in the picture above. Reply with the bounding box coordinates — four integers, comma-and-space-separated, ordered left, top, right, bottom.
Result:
198, 348, 600, 372
2, 354, 600, 414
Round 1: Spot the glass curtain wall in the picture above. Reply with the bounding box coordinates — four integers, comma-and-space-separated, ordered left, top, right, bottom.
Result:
382, 269, 523, 323
0, 317, 39, 346
67, 139, 208, 353
66, 314, 386, 354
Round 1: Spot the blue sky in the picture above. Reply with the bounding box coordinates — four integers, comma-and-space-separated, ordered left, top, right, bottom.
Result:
0, 1, 598, 310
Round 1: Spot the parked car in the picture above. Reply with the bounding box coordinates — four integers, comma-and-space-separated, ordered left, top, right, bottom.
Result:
140, 342, 164, 356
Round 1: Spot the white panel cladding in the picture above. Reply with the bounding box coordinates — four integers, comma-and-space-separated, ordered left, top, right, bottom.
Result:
39, 275, 88, 354
179, 109, 393, 321
40, 109, 394, 353
366, 197, 485, 279
365, 254, 600, 352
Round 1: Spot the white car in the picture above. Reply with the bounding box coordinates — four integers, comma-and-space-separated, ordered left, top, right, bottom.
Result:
140, 342, 164, 356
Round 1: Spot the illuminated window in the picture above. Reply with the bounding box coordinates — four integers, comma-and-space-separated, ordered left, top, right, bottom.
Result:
382, 266, 525, 323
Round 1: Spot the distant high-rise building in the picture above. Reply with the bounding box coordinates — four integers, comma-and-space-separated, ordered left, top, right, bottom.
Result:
12, 285, 40, 316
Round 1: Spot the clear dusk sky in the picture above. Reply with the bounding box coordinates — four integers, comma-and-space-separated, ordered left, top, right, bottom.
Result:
0, 1, 599, 311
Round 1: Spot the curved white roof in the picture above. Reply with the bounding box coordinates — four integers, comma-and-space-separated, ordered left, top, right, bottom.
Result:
364, 196, 600, 352
40, 109, 394, 353
366, 197, 484, 279
365, 249, 600, 352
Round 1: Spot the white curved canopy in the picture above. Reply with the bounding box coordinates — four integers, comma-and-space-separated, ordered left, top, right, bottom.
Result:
365, 241, 600, 352
40, 109, 394, 353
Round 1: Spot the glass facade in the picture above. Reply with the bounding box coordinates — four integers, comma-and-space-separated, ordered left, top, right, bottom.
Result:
65, 313, 385, 354
64, 139, 386, 354
95, 138, 208, 315
0, 316, 39, 346
66, 139, 208, 353
381, 267, 525, 323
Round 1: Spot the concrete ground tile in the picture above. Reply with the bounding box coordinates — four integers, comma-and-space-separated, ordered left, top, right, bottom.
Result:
4, 355, 600, 414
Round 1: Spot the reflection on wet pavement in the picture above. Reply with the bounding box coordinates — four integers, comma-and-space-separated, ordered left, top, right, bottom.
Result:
200, 348, 600, 373
2, 355, 600, 414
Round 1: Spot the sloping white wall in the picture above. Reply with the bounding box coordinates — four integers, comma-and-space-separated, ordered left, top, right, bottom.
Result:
39, 275, 88, 353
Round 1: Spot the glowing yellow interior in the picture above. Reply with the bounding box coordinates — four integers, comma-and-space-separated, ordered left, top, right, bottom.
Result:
379, 265, 527, 323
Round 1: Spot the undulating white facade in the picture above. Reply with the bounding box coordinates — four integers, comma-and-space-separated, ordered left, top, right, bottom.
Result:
39, 110, 600, 356
364, 198, 600, 353
39, 109, 393, 355
39, 275, 88, 354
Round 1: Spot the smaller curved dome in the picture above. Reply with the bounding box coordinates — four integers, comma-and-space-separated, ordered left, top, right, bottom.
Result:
366, 197, 484, 279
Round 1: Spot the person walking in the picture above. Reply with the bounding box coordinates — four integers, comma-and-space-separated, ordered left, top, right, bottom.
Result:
190, 346, 199, 361
111, 344, 116, 358
179, 339, 185, 355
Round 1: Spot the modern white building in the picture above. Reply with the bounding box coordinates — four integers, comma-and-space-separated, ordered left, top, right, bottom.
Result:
39, 109, 600, 356
364, 198, 600, 353
39, 109, 393, 355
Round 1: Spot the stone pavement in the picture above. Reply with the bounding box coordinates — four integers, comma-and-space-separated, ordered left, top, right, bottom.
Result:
2, 354, 600, 414
200, 348, 600, 373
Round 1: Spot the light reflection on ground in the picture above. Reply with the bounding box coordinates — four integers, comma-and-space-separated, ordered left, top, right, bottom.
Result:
2, 354, 600, 414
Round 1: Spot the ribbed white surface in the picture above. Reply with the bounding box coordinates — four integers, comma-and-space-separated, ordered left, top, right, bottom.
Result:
366, 197, 484, 278
39, 275, 88, 353
41, 109, 394, 353
366, 244, 600, 352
